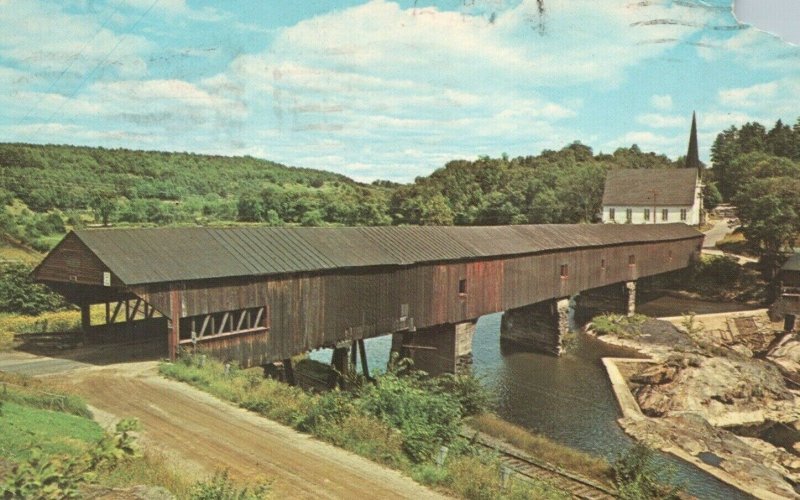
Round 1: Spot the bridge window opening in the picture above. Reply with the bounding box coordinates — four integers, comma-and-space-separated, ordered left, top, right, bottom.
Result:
600, 258, 606, 270
609, 208, 615, 221
680, 208, 687, 221
178, 306, 268, 346
625, 209, 632, 223
661, 208, 668, 221
458, 278, 467, 295
399, 303, 409, 321
643, 208, 650, 221
628, 254, 636, 266
667, 250, 673, 262
560, 264, 569, 279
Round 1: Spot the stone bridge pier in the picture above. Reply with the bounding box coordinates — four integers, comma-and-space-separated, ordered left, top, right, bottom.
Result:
390, 321, 476, 376
500, 298, 570, 355
574, 281, 637, 326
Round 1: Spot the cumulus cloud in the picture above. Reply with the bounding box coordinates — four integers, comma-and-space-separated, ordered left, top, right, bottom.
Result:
650, 95, 673, 111
636, 113, 685, 129
0, 1, 151, 78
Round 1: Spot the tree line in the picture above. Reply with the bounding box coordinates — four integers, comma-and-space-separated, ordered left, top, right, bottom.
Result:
2, 117, 799, 268
709, 118, 800, 274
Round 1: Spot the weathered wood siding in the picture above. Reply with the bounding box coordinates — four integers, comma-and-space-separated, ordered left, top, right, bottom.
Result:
34, 233, 122, 288
123, 235, 700, 365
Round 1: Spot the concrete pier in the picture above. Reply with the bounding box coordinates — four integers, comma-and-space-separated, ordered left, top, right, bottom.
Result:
574, 281, 636, 325
391, 321, 476, 376
500, 298, 570, 355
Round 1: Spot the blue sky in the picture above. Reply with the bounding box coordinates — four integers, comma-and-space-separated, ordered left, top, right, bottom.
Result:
1, 0, 798, 182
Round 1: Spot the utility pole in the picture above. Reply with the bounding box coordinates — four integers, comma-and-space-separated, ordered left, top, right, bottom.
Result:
649, 189, 658, 224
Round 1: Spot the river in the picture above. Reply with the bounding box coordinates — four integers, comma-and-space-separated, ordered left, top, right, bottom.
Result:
310, 305, 751, 499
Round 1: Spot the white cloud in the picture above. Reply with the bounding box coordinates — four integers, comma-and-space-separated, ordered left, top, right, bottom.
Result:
0, 1, 151, 78
191, 0, 719, 180
650, 95, 673, 111
718, 81, 779, 107
112, 0, 227, 22
636, 113, 685, 128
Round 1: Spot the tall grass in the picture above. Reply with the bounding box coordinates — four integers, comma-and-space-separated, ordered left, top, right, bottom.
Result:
466, 414, 614, 486
160, 354, 573, 499
0, 371, 92, 417
0, 371, 264, 498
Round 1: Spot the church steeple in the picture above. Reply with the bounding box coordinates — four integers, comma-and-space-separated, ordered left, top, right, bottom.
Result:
686, 112, 701, 172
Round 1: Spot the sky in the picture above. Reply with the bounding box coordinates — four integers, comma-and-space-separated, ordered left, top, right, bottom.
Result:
1, 0, 798, 182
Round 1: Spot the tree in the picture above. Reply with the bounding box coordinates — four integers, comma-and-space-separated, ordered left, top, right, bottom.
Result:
89, 191, 118, 226
0, 262, 65, 315
735, 178, 800, 277
418, 194, 455, 226
702, 181, 722, 211
710, 126, 740, 201
236, 193, 263, 222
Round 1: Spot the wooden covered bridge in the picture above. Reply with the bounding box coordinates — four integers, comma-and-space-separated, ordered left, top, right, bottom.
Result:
34, 224, 703, 375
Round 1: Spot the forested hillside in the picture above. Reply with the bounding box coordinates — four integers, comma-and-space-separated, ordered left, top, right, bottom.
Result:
1, 116, 798, 258
0, 141, 689, 252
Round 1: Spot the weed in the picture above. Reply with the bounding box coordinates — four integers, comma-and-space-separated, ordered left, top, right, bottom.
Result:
613, 444, 681, 500
590, 313, 647, 338
189, 470, 271, 500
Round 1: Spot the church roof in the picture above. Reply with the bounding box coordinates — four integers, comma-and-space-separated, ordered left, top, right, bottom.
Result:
602, 168, 699, 207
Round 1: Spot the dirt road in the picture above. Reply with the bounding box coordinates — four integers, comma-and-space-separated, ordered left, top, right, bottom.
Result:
3, 353, 445, 499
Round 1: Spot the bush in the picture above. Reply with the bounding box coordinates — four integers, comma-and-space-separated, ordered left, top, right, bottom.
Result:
189, 470, 270, 500
613, 444, 680, 500
356, 371, 462, 463
432, 373, 491, 416
0, 262, 66, 315
590, 314, 647, 338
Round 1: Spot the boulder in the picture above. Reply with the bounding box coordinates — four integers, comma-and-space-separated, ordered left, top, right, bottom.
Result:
631, 364, 679, 385
767, 335, 800, 384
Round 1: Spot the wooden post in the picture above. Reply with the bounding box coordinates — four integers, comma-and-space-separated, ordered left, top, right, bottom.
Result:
81, 302, 92, 335
350, 340, 358, 370
168, 290, 181, 360
283, 358, 296, 386
358, 338, 370, 380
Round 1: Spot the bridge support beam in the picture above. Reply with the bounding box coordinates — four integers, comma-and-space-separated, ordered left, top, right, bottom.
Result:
390, 321, 475, 376
500, 298, 569, 355
574, 281, 637, 325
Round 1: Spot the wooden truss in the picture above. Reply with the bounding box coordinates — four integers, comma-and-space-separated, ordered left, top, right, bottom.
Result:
178, 306, 269, 346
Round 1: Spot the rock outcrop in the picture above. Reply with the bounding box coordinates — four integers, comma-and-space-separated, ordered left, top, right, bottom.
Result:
768, 333, 800, 386
632, 355, 797, 427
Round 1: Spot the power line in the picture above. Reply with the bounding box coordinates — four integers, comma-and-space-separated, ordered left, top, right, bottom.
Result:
15, 3, 123, 127
31, 0, 161, 138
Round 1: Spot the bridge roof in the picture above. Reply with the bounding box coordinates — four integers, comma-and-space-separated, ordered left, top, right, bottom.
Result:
46, 224, 701, 286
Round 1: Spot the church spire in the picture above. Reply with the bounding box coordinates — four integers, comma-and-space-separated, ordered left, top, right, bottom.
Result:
686, 111, 701, 172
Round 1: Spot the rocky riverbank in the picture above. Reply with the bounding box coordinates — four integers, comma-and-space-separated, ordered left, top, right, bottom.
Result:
591, 311, 800, 498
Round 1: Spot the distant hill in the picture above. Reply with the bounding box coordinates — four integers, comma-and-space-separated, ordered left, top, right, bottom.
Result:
0, 143, 355, 213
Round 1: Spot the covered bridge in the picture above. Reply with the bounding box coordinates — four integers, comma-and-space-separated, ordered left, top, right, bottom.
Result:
34, 224, 702, 373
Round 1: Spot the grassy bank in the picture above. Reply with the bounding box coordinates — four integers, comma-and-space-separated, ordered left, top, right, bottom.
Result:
160, 354, 572, 499
466, 414, 614, 487
0, 307, 107, 350
0, 371, 268, 498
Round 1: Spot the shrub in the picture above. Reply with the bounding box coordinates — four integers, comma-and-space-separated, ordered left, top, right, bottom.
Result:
189, 470, 271, 500
298, 390, 355, 433
0, 448, 90, 499
432, 373, 492, 417
590, 314, 646, 338
613, 444, 680, 500
356, 371, 462, 462
0, 262, 66, 315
